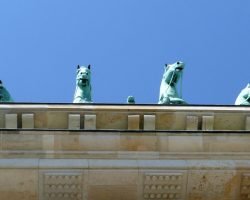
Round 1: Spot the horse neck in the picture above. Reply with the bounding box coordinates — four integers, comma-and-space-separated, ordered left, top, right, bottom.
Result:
74, 84, 91, 101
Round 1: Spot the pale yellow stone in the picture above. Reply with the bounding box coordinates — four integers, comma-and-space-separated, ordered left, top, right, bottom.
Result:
202, 115, 214, 130
2, 134, 43, 150
88, 186, 137, 200
88, 170, 138, 185
144, 115, 155, 130
68, 114, 80, 129
96, 112, 127, 129
0, 113, 4, 128
47, 111, 68, 129
156, 112, 186, 130
22, 113, 34, 129
5, 114, 17, 129
214, 113, 245, 130
128, 115, 140, 130
54, 134, 80, 151
168, 136, 203, 152
84, 114, 96, 130
203, 135, 250, 152
79, 133, 119, 151
186, 170, 238, 200
39, 170, 83, 200
42, 135, 54, 151
245, 116, 250, 130
186, 115, 198, 130
120, 133, 157, 151
0, 169, 38, 200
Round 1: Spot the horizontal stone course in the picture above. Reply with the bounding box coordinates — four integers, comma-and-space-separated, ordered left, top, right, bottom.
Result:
0, 104, 249, 131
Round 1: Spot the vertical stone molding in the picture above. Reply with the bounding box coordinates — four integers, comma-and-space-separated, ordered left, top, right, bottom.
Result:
84, 115, 96, 130
22, 113, 34, 129
5, 113, 17, 129
128, 115, 140, 130
186, 116, 198, 130
68, 114, 80, 130
144, 115, 156, 130
245, 116, 250, 130
202, 116, 214, 130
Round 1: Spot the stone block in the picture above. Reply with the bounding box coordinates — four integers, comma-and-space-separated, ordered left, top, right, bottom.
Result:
88, 186, 137, 200
120, 133, 157, 151
42, 135, 54, 151
39, 170, 83, 200
168, 136, 203, 152
186, 170, 238, 200
5, 114, 17, 129
84, 115, 96, 130
245, 116, 250, 130
2, 134, 43, 150
128, 115, 140, 130
143, 172, 186, 200
202, 115, 214, 130
241, 173, 250, 200
144, 115, 155, 130
88, 170, 138, 185
68, 114, 80, 129
54, 134, 80, 151
47, 112, 68, 129
79, 133, 119, 151
203, 135, 250, 152
22, 113, 34, 129
214, 113, 245, 130
96, 113, 127, 129
0, 169, 38, 200
186, 116, 198, 130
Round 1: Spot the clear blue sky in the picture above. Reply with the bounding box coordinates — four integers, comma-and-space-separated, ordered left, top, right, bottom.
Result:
0, 0, 250, 104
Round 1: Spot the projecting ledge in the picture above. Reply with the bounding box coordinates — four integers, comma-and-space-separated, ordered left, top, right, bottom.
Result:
0, 159, 250, 170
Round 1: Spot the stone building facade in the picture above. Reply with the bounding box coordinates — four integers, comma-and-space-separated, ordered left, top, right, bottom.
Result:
0, 103, 250, 200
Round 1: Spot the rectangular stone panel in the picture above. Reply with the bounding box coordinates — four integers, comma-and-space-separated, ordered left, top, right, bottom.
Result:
5, 114, 17, 129
84, 114, 96, 130
39, 171, 83, 200
144, 115, 155, 130
186, 116, 198, 130
128, 115, 140, 130
143, 172, 186, 200
22, 113, 34, 129
202, 116, 214, 130
68, 114, 80, 130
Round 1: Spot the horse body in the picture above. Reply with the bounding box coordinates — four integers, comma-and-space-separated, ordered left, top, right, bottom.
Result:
0, 80, 13, 102
235, 84, 250, 105
158, 61, 186, 104
73, 65, 92, 103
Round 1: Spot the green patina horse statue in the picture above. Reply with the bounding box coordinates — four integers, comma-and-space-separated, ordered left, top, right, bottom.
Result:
0, 80, 13, 102
158, 61, 187, 104
73, 65, 92, 103
235, 84, 250, 105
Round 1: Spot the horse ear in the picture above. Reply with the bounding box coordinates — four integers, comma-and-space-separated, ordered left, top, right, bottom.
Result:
77, 65, 80, 69
88, 65, 91, 69
165, 64, 168, 68
0, 80, 2, 84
